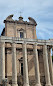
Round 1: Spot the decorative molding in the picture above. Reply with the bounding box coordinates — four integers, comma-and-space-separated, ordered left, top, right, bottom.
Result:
17, 28, 25, 31
0, 36, 53, 46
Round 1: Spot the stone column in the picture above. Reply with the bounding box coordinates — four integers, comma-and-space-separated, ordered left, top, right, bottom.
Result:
52, 47, 53, 61
43, 45, 51, 86
1, 42, 5, 80
22, 43, 29, 86
12, 43, 18, 86
48, 47, 53, 85
33, 43, 41, 86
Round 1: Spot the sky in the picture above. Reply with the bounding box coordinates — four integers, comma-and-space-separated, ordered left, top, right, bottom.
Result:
0, 0, 53, 39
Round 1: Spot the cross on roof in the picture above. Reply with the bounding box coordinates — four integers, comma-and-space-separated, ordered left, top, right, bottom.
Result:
19, 11, 23, 17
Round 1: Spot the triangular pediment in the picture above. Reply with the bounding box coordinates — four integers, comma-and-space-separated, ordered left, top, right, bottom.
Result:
17, 28, 25, 31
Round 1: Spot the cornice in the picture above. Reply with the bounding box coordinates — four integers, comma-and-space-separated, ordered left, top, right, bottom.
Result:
4, 20, 37, 26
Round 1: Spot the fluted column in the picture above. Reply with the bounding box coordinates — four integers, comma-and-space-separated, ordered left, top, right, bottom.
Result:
12, 43, 18, 86
43, 45, 52, 86
33, 43, 41, 86
48, 47, 53, 85
22, 43, 29, 86
1, 42, 5, 80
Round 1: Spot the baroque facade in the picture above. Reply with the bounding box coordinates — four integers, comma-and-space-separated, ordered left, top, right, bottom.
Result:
0, 15, 53, 86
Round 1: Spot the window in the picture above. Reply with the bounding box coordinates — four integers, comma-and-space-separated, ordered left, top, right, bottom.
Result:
21, 63, 23, 75
18, 57, 23, 75
20, 32, 24, 38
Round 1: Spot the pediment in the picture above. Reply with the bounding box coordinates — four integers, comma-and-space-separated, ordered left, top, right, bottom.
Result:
17, 28, 25, 31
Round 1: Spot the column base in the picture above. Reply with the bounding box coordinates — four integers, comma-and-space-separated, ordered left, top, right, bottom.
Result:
35, 83, 41, 86
23, 83, 30, 86
12, 84, 18, 86
45, 84, 52, 86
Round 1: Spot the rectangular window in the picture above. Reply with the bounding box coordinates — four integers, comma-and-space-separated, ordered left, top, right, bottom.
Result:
21, 63, 23, 75
20, 32, 24, 38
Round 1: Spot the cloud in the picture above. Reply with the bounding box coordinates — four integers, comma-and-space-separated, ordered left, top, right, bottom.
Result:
0, 0, 53, 39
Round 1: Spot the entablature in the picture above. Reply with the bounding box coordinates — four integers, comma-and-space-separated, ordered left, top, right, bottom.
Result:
0, 36, 53, 46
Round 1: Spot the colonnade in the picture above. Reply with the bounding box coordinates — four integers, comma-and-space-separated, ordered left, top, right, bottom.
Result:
0, 42, 53, 86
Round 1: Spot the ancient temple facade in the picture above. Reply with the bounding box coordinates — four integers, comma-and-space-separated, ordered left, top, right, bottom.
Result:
0, 15, 53, 86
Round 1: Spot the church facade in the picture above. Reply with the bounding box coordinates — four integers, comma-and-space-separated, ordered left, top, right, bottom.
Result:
0, 15, 53, 86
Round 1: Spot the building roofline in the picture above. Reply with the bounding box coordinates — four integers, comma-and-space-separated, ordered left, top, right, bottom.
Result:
4, 20, 37, 26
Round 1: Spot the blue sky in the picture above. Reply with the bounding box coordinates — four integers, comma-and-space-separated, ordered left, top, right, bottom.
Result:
0, 0, 53, 39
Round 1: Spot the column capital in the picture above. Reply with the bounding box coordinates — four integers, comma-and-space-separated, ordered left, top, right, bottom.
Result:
44, 44, 47, 46
23, 41, 27, 45
22, 43, 27, 48
33, 43, 37, 46
1, 42, 5, 47
12, 43, 16, 47
22, 42, 26, 45
47, 46, 52, 50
